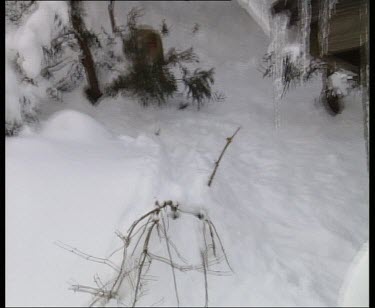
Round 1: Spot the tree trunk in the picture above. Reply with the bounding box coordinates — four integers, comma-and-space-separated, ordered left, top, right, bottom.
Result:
108, 0, 117, 34
360, 0, 369, 171
69, 0, 102, 104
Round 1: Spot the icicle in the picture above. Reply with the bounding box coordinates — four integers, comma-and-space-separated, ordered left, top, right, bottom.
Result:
268, 0, 312, 130
318, 0, 338, 57
269, 13, 289, 129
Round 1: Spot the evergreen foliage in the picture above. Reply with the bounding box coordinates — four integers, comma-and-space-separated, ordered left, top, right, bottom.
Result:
261, 51, 323, 98
36, 2, 112, 105
164, 47, 199, 66
106, 7, 222, 109
5, 54, 39, 137
5, 122, 23, 137
107, 63, 177, 106
5, 0, 36, 25
160, 19, 169, 37
182, 68, 215, 110
261, 50, 358, 115
40, 13, 89, 93
7, 2, 223, 121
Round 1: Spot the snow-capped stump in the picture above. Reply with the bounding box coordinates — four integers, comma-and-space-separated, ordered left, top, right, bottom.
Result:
41, 109, 113, 142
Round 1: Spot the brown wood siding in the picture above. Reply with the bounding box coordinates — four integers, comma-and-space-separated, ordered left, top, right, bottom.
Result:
271, 0, 368, 74
272, 0, 367, 54
327, 0, 366, 54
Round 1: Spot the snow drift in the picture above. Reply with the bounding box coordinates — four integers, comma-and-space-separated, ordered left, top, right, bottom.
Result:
41, 110, 113, 142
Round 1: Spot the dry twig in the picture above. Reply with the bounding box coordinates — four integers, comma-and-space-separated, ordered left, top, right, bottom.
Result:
161, 214, 180, 306
201, 250, 208, 307
208, 126, 241, 187
58, 200, 232, 307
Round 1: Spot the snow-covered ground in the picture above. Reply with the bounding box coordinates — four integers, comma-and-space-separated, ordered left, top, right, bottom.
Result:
6, 1, 368, 307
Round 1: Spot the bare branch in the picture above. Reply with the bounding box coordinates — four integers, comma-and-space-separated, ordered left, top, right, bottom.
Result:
206, 220, 233, 272
133, 221, 157, 307
208, 126, 241, 187
131, 217, 152, 256
55, 241, 120, 272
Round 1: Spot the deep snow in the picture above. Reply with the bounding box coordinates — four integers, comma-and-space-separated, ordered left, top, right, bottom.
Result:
6, 1, 368, 307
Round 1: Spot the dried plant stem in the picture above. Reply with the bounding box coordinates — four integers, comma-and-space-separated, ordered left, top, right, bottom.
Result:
161, 214, 180, 307
201, 250, 208, 307
55, 241, 120, 272
59, 200, 232, 306
208, 126, 241, 187
146, 252, 228, 275
108, 240, 128, 298
127, 202, 168, 240
133, 221, 157, 307
206, 220, 233, 273
158, 232, 188, 264
131, 217, 152, 256
206, 221, 217, 257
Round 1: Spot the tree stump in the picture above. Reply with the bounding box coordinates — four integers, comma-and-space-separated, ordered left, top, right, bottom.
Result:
134, 27, 164, 66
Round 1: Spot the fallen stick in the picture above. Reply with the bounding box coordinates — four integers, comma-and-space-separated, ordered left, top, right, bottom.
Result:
207, 126, 241, 187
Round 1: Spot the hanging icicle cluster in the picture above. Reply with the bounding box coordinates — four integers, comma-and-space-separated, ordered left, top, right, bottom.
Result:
299, 0, 312, 80
264, 0, 315, 129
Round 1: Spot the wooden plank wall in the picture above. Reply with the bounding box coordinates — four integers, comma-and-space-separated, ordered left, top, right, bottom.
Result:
271, 0, 368, 74
327, 0, 366, 54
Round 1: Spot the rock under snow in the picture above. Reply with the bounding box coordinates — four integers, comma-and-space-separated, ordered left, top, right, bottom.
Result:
41, 109, 113, 142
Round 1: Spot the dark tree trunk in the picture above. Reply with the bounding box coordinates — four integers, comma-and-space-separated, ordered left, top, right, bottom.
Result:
108, 0, 117, 34
360, 0, 369, 171
69, 0, 102, 104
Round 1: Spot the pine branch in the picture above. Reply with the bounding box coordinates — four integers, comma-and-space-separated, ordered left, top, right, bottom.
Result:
164, 47, 199, 66
160, 19, 170, 37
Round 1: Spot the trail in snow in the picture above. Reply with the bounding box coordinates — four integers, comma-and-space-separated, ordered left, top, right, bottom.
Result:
6, 1, 368, 307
